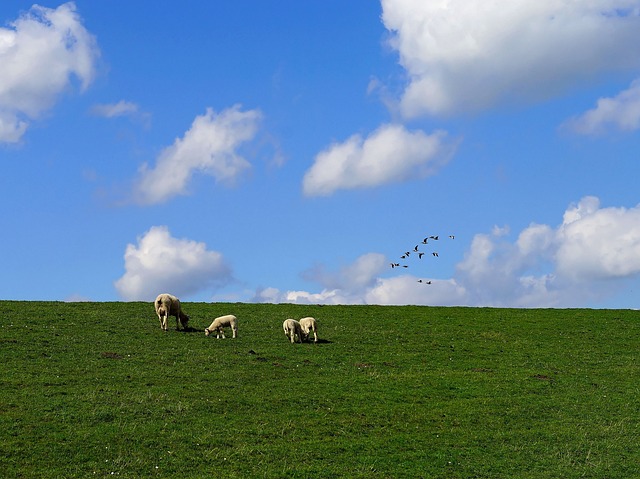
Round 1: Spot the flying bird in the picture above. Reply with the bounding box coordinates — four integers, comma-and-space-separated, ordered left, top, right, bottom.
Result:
422, 238, 429, 244
432, 252, 439, 257
449, 235, 455, 239
418, 252, 425, 259
430, 235, 439, 240
413, 245, 419, 252
390, 263, 400, 268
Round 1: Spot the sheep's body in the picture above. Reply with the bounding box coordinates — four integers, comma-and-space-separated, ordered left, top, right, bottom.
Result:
299, 317, 318, 343
154, 293, 189, 331
205, 314, 238, 339
283, 319, 303, 343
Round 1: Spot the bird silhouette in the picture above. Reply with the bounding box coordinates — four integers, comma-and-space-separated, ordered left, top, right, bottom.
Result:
390, 263, 400, 268
449, 235, 455, 239
430, 235, 439, 240
432, 252, 439, 257
413, 245, 419, 252
418, 252, 425, 259
422, 238, 429, 244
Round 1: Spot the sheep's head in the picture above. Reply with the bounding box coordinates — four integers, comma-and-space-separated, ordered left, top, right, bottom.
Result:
204, 328, 211, 336
180, 314, 190, 329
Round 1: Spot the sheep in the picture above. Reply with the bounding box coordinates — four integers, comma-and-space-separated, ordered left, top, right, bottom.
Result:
299, 316, 318, 343
154, 293, 190, 331
205, 314, 238, 339
283, 319, 303, 344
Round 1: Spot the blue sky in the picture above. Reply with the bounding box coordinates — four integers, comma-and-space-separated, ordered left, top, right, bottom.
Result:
2, 1, 640, 307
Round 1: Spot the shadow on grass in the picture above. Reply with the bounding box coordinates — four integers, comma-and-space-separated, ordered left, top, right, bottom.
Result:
178, 327, 203, 333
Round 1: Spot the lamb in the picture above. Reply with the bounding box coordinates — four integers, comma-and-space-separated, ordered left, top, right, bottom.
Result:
205, 314, 238, 339
299, 316, 318, 343
154, 293, 190, 331
283, 318, 303, 344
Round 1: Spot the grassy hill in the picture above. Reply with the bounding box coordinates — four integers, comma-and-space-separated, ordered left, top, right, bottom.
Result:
1, 301, 640, 478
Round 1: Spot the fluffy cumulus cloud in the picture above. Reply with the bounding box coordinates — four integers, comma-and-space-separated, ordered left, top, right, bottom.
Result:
302, 124, 456, 196
380, 0, 640, 117
556, 197, 640, 280
562, 78, 640, 135
133, 105, 262, 205
254, 197, 640, 307
0, 2, 99, 143
114, 225, 231, 301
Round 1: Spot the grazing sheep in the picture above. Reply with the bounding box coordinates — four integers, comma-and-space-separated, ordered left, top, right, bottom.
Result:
299, 317, 318, 343
205, 314, 238, 339
154, 293, 189, 331
283, 319, 303, 344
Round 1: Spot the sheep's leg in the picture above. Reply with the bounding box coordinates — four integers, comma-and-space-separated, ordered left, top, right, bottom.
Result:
159, 314, 168, 331
313, 331, 318, 343
232, 328, 237, 339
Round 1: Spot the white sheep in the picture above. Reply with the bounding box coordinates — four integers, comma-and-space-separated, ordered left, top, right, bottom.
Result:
154, 293, 190, 331
205, 314, 238, 339
283, 319, 303, 343
299, 317, 318, 343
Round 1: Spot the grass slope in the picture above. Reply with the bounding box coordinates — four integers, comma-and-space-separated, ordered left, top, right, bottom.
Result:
1, 301, 640, 478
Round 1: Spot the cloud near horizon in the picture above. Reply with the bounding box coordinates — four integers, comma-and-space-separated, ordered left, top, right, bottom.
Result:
302, 124, 457, 196
114, 225, 232, 301
254, 197, 640, 307
381, 0, 640, 117
0, 2, 99, 143
132, 105, 262, 205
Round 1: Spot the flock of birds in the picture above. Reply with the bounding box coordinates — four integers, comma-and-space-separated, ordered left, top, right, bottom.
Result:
390, 234, 455, 284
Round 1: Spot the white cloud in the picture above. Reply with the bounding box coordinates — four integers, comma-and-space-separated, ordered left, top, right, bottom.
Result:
302, 124, 456, 196
91, 100, 139, 118
0, 2, 99, 143
380, 0, 640, 117
133, 105, 262, 205
253, 197, 640, 307
556, 196, 640, 280
455, 196, 640, 306
114, 225, 232, 301
302, 253, 388, 291
561, 78, 640, 135
365, 276, 467, 306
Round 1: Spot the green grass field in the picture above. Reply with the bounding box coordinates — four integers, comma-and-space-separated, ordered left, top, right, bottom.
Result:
1, 301, 640, 478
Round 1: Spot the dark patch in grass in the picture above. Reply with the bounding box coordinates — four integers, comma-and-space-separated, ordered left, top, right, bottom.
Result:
355, 362, 373, 369
472, 367, 493, 373
533, 374, 553, 381
100, 352, 123, 359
